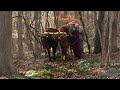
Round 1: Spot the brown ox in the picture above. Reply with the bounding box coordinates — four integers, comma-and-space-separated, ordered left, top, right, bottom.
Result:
41, 31, 59, 61
58, 32, 69, 60
59, 26, 73, 56
41, 32, 69, 61
59, 26, 70, 34
41, 27, 71, 61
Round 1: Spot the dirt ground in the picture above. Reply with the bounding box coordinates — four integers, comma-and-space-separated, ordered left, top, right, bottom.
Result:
1, 52, 120, 79
11, 52, 120, 79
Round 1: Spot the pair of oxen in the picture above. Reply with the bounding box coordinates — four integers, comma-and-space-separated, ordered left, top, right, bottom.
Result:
41, 26, 71, 61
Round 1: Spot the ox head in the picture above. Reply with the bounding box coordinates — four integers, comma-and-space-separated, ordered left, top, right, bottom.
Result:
58, 32, 68, 41
59, 26, 70, 34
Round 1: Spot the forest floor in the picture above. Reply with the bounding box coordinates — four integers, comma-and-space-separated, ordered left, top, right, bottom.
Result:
8, 51, 120, 79
1, 52, 120, 79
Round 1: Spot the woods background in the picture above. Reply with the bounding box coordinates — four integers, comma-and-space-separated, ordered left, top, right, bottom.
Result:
0, 11, 120, 78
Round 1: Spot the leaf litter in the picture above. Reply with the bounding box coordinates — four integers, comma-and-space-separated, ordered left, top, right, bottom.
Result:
11, 52, 120, 79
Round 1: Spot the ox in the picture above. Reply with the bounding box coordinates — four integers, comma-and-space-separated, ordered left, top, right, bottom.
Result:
59, 26, 73, 56
41, 27, 69, 61
41, 32, 59, 61
58, 32, 69, 60
41, 32, 69, 61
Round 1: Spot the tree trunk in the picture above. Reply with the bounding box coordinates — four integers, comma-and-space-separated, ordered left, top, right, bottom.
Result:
111, 11, 119, 52
104, 11, 119, 53
100, 11, 108, 63
17, 11, 24, 59
63, 11, 68, 18
94, 30, 102, 53
0, 11, 16, 76
78, 11, 91, 54
94, 11, 105, 54
38, 11, 43, 58
106, 11, 113, 65
25, 11, 34, 52
93, 11, 102, 54
45, 11, 49, 30
105, 14, 110, 52
34, 11, 39, 59
74, 11, 78, 19
94, 11, 106, 59
54, 11, 59, 29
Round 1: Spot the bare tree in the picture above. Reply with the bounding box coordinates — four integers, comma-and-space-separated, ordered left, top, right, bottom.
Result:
78, 11, 91, 54
0, 11, 16, 76
24, 11, 34, 52
45, 11, 49, 30
34, 11, 39, 59
106, 11, 113, 65
93, 11, 102, 54
17, 11, 24, 58
74, 11, 78, 19
94, 11, 108, 63
54, 11, 59, 29
94, 11, 107, 62
111, 11, 119, 52
63, 11, 68, 18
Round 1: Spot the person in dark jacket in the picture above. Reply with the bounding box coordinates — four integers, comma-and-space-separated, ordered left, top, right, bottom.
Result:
68, 21, 82, 59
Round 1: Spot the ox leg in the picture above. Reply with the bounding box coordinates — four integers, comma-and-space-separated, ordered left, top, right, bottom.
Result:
47, 49, 51, 61
68, 45, 73, 58
61, 47, 65, 60
44, 49, 48, 58
60, 43, 68, 60
63, 49, 68, 60
53, 47, 57, 60
70, 49, 73, 56
64, 51, 68, 60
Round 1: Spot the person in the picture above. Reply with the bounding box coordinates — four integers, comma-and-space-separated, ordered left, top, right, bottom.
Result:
68, 22, 77, 36
68, 21, 82, 59
75, 24, 84, 55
